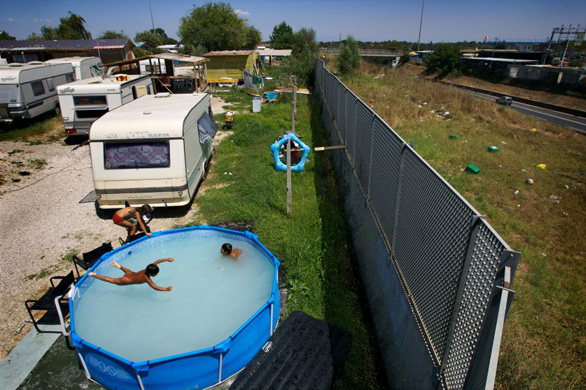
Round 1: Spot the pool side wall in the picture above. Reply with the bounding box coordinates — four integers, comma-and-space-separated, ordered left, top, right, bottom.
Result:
70, 226, 280, 390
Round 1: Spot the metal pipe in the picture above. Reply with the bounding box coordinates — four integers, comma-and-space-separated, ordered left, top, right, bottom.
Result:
136, 373, 146, 390
78, 353, 92, 380
218, 353, 223, 383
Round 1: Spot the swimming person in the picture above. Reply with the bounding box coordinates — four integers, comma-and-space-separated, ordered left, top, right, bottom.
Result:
220, 243, 243, 259
113, 204, 153, 238
89, 258, 174, 292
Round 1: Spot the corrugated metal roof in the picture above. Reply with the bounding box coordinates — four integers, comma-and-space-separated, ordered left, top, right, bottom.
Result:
204, 50, 255, 57
0, 39, 133, 52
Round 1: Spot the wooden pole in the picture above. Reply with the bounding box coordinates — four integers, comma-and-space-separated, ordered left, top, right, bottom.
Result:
287, 77, 296, 215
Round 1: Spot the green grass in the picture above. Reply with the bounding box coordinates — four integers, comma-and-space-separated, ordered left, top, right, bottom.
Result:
0, 115, 63, 142
193, 90, 386, 388
342, 65, 586, 390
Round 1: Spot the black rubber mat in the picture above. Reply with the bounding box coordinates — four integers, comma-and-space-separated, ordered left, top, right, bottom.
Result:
230, 311, 351, 390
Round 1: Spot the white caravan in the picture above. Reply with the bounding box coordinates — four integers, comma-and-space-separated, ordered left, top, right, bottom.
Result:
57, 74, 153, 136
45, 57, 103, 80
0, 62, 74, 120
89, 93, 217, 209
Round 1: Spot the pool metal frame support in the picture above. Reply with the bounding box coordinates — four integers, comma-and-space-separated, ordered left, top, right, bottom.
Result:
218, 353, 224, 383
54, 293, 74, 350
78, 352, 92, 380
137, 373, 146, 390
270, 302, 274, 336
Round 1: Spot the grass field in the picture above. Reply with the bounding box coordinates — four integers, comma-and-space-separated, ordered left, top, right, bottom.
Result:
340, 63, 586, 390
192, 90, 387, 388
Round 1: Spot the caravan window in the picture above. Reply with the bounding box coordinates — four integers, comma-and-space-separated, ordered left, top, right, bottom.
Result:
74, 95, 107, 106
198, 112, 218, 143
31, 80, 45, 96
104, 141, 170, 169
47, 78, 55, 92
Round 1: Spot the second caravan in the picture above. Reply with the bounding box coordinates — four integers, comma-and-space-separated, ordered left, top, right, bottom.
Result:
89, 93, 216, 209
57, 74, 153, 136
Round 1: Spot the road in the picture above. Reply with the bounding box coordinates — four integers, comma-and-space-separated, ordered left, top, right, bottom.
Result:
462, 89, 586, 135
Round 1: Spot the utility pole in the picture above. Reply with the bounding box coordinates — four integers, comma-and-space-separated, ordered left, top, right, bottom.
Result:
417, 0, 425, 52
148, 0, 156, 33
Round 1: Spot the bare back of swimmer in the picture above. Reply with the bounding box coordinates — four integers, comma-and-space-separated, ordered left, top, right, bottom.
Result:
89, 258, 174, 292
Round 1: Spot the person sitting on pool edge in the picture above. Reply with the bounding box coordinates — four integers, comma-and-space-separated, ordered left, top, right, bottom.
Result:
113, 204, 153, 238
221, 243, 242, 259
89, 258, 174, 292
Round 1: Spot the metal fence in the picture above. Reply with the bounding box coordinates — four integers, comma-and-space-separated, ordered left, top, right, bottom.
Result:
314, 59, 520, 390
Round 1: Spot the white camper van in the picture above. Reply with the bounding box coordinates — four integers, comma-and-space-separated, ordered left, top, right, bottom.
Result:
89, 93, 217, 209
0, 62, 74, 120
57, 74, 153, 136
45, 57, 103, 80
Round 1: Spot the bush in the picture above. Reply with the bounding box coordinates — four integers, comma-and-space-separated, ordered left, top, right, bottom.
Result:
338, 35, 361, 74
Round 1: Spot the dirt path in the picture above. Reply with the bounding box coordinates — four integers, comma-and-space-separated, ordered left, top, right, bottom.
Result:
0, 95, 231, 360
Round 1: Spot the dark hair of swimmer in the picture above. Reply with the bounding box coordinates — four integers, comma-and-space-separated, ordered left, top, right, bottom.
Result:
145, 263, 159, 277
221, 243, 233, 255
140, 204, 153, 214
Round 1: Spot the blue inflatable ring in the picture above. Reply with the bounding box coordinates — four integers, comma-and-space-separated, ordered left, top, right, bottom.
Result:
270, 132, 310, 173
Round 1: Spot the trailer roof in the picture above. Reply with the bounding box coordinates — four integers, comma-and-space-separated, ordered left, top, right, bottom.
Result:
57, 74, 149, 93
0, 62, 73, 82
45, 57, 102, 66
90, 93, 208, 141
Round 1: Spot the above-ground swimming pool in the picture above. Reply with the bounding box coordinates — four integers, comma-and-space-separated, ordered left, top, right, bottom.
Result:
70, 226, 280, 390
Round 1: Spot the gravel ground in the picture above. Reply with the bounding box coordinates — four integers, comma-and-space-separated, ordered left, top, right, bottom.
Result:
0, 95, 230, 360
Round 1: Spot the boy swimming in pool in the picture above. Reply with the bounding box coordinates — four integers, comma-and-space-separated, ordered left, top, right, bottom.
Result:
220, 243, 242, 259
89, 258, 174, 292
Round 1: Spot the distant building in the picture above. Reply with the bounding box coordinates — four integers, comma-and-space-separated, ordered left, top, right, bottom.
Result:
256, 49, 291, 66
203, 50, 258, 83
0, 39, 134, 64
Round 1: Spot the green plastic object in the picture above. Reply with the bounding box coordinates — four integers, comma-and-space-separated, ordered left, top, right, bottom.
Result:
488, 145, 500, 152
466, 164, 480, 174
449, 134, 460, 139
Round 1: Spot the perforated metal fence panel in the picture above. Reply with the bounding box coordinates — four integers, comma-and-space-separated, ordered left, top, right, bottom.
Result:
314, 59, 520, 390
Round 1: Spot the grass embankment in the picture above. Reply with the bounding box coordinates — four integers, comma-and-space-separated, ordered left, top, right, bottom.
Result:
341, 63, 586, 390
0, 115, 64, 143
194, 91, 386, 388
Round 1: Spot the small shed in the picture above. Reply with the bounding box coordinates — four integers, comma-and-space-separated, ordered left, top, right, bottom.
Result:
204, 50, 258, 83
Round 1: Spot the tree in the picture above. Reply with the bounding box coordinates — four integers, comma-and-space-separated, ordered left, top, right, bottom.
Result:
426, 44, 460, 74
0, 31, 16, 41
270, 22, 294, 49
28, 11, 92, 40
338, 35, 361, 74
135, 30, 163, 47
98, 30, 128, 39
286, 28, 319, 86
244, 26, 262, 49
178, 2, 259, 52
26, 33, 44, 40
57, 12, 92, 39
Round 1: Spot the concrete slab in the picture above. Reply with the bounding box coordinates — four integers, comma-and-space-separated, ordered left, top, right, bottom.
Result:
0, 328, 60, 390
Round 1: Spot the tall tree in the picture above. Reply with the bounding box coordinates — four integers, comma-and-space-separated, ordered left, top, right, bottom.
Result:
135, 30, 163, 47
0, 31, 16, 41
57, 12, 92, 39
98, 30, 128, 39
28, 11, 92, 40
287, 27, 318, 86
178, 2, 258, 52
338, 35, 361, 74
270, 22, 294, 49
244, 26, 262, 49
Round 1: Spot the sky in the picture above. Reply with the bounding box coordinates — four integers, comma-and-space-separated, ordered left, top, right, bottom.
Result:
0, 0, 585, 44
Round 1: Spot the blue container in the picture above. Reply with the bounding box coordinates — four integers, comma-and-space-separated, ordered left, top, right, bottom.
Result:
265, 92, 277, 100
70, 226, 280, 390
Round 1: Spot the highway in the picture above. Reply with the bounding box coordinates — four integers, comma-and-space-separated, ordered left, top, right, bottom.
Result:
461, 89, 586, 135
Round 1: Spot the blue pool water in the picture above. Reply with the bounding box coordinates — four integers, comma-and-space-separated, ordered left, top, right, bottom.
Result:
70, 226, 280, 390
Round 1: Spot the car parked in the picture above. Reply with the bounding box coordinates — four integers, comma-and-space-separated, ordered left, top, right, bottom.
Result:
496, 96, 513, 106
